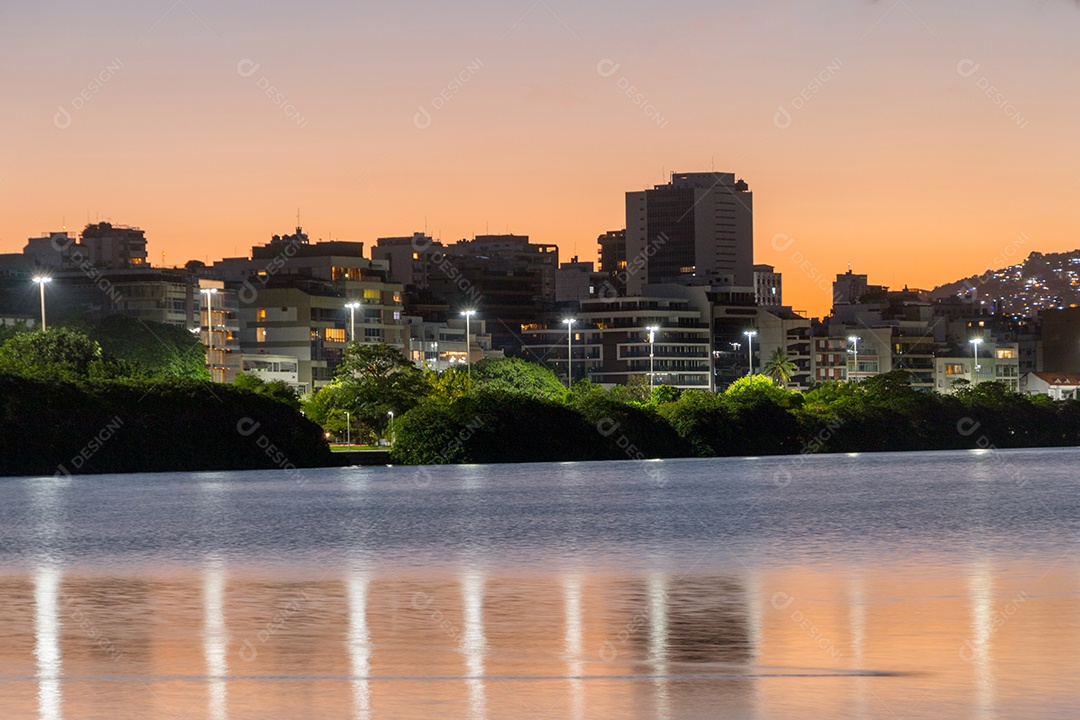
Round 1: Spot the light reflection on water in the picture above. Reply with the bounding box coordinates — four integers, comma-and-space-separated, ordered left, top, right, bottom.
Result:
0, 448, 1078, 718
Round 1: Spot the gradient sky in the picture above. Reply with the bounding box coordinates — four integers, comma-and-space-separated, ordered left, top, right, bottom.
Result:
3, 0, 1079, 316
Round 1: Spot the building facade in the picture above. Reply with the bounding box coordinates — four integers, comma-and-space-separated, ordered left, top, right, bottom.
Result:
624, 172, 753, 295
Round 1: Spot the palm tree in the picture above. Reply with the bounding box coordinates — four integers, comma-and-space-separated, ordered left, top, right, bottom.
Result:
763, 347, 797, 387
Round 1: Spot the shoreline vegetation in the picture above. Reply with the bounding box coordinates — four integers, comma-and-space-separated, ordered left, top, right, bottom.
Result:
2, 329, 1079, 476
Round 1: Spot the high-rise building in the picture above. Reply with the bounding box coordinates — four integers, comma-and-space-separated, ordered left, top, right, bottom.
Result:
206, 229, 407, 389
597, 229, 627, 297
79, 222, 149, 269
754, 264, 782, 307
624, 172, 753, 295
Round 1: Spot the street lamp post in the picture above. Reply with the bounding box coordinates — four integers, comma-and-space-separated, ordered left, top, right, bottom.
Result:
345, 302, 361, 344
32, 276, 52, 332
645, 325, 659, 389
970, 337, 984, 386
563, 318, 576, 389
743, 330, 757, 376
200, 288, 218, 382
387, 410, 394, 446
848, 335, 860, 383
345, 410, 351, 447
461, 309, 476, 378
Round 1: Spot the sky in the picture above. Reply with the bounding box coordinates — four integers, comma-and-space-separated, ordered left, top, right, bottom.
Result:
2, 0, 1079, 317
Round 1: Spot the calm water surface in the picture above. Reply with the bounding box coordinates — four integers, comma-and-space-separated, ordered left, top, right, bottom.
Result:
1, 447, 1078, 719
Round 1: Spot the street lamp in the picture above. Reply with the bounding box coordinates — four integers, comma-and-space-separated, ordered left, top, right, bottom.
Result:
387, 410, 394, 446
969, 337, 984, 386
645, 325, 659, 389
345, 302, 361, 344
461, 309, 476, 378
32, 276, 52, 332
847, 335, 860, 383
200, 288, 218, 382
743, 330, 757, 376
563, 318, 576, 389
345, 410, 351, 448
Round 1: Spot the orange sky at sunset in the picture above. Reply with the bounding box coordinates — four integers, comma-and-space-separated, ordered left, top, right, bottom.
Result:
3, 0, 1080, 317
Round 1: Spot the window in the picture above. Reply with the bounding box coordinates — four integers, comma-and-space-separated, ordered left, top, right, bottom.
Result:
945, 364, 966, 375
412, 252, 419, 260
996, 348, 1016, 359
257, 308, 266, 321
256, 327, 266, 343
324, 328, 346, 343
364, 289, 381, 300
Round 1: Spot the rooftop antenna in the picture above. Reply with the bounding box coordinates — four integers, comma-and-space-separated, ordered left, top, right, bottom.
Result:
424, 215, 428, 234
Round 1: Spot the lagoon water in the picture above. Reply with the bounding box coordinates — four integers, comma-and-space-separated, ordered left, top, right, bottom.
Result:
1, 448, 1079, 718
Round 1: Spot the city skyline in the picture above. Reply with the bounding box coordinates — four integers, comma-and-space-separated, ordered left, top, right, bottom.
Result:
4, 1, 1080, 317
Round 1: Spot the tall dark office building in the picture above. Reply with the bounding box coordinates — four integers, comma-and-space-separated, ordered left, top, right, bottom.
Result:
596, 229, 627, 296
624, 172, 753, 295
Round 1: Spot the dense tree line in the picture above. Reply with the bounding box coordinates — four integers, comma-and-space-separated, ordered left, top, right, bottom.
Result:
333, 346, 1080, 465
6, 325, 1079, 475
0, 322, 328, 476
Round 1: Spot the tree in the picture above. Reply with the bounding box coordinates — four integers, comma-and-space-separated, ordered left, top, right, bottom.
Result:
469, 357, 566, 400
84, 316, 209, 379
763, 348, 798, 387
233, 372, 301, 410
316, 342, 430, 438
0, 327, 102, 379
724, 374, 791, 405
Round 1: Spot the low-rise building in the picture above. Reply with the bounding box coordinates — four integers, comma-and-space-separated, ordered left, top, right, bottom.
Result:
1021, 371, 1080, 400
520, 295, 712, 389
241, 353, 302, 391
934, 342, 1021, 393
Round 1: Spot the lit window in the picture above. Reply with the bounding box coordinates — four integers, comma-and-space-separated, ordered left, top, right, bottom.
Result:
257, 308, 266, 321
412, 252, 419, 260
256, 327, 266, 343
364, 289, 380, 300
324, 328, 346, 342
996, 349, 1016, 359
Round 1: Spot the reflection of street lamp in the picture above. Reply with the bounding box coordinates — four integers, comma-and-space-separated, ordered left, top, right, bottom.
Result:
461, 309, 476, 378
200, 288, 218, 382
743, 330, 757, 376
969, 337, 984, 386
645, 325, 659, 389
847, 335, 860, 383
563, 318, 576, 389
345, 302, 361, 343
32, 276, 52, 332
